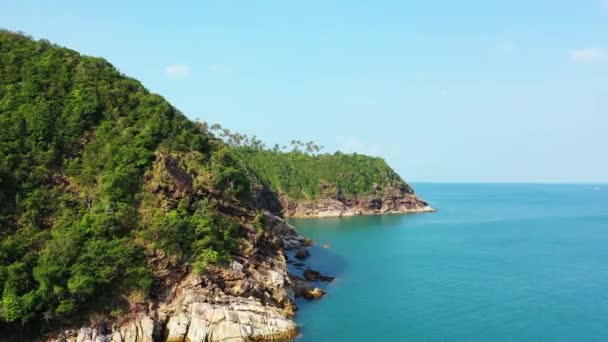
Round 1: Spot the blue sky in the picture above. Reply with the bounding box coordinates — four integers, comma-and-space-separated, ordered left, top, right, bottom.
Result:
2, 0, 607, 182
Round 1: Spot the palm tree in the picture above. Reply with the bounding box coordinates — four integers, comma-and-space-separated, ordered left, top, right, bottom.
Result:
290, 140, 299, 152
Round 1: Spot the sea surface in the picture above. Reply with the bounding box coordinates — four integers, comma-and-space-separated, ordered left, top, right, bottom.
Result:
288, 183, 608, 341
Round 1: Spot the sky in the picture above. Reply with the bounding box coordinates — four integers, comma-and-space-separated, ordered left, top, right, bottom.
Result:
2, 0, 607, 183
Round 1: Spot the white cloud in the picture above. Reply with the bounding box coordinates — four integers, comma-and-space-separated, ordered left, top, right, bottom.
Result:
569, 48, 606, 64
165, 64, 191, 77
209, 63, 231, 74
337, 137, 380, 156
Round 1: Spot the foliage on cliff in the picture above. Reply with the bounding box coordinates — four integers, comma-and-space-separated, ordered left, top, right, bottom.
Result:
234, 148, 414, 201
0, 31, 249, 329
0, 31, 418, 334
199, 124, 414, 202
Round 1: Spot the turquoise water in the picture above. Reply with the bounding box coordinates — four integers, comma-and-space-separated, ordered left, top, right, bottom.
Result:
289, 184, 608, 341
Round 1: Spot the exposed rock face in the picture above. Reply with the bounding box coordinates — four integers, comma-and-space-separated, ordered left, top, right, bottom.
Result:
279, 185, 435, 218
47, 213, 314, 342
302, 270, 335, 283
56, 294, 297, 342
291, 277, 325, 300
45, 158, 433, 342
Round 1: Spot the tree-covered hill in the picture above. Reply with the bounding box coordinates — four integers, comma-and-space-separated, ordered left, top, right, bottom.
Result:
197, 123, 417, 204
0, 30, 253, 331
0, 30, 425, 336
234, 148, 414, 202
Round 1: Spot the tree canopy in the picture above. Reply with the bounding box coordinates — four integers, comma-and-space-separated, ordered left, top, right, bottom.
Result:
0, 30, 244, 330
234, 149, 412, 201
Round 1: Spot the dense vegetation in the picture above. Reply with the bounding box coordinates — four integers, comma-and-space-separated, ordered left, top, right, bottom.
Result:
0, 31, 414, 334
234, 149, 412, 201
0, 30, 249, 330
202, 124, 413, 201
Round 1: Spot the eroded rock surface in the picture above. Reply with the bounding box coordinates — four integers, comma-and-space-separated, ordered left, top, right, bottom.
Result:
48, 213, 319, 342
291, 277, 325, 300
302, 270, 335, 283
279, 185, 435, 218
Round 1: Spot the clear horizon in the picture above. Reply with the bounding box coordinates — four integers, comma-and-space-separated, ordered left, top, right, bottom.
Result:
2, 0, 607, 182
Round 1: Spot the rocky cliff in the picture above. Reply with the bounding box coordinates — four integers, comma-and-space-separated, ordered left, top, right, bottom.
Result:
235, 149, 435, 218
279, 185, 434, 218
48, 214, 322, 342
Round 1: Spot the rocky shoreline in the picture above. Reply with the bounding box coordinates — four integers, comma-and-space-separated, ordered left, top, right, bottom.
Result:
47, 195, 433, 342
279, 188, 435, 218
47, 213, 328, 342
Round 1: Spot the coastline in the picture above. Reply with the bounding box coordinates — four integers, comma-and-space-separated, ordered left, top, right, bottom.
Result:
280, 193, 436, 219
285, 205, 436, 218
48, 213, 342, 342
48, 203, 435, 342
1, 31, 435, 342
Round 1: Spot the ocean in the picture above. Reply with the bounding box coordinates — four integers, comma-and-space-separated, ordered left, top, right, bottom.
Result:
289, 183, 608, 341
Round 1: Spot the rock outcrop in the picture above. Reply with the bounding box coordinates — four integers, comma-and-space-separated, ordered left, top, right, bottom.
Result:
290, 277, 325, 300
302, 270, 335, 283
56, 278, 298, 342
42, 182, 433, 342
47, 214, 317, 342
55, 293, 298, 342
279, 185, 435, 218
